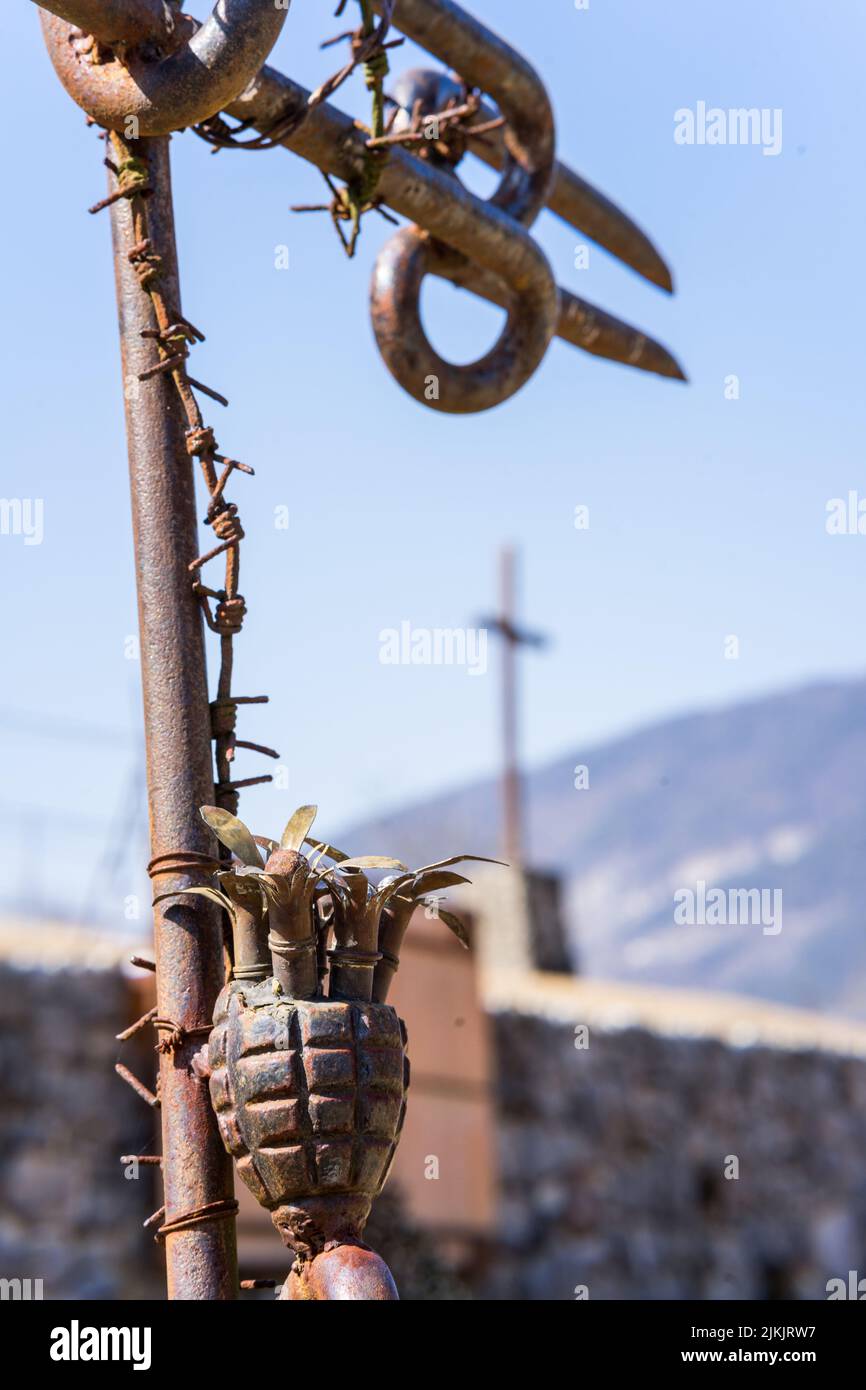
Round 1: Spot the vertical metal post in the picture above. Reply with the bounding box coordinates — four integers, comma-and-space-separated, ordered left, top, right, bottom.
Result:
500, 547, 522, 867
108, 135, 238, 1300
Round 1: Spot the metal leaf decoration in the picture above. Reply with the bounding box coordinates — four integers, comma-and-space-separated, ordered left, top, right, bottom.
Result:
177, 884, 239, 925
410, 869, 471, 896
192, 801, 496, 1001
215, 869, 267, 915
336, 856, 408, 872
280, 804, 319, 852
304, 837, 350, 864
371, 872, 415, 908
257, 874, 294, 909
199, 805, 263, 868
327, 867, 372, 910
436, 908, 470, 950
416, 854, 507, 872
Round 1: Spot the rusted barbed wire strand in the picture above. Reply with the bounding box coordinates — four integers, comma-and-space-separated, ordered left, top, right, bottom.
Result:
115, 1061, 160, 1109
156, 1198, 239, 1242
191, 4, 497, 186
115, 1006, 158, 1041
282, 0, 399, 256
93, 129, 278, 816
343, 0, 393, 253
222, 67, 684, 380
310, 0, 401, 112
194, 0, 401, 215
42, 0, 674, 291
153, 1016, 213, 1055
183, 9, 680, 372
130, 955, 156, 972
366, 89, 505, 158
192, 102, 313, 155
290, 169, 398, 257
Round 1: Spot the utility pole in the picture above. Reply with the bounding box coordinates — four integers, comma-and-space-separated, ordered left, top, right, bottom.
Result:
479, 548, 549, 866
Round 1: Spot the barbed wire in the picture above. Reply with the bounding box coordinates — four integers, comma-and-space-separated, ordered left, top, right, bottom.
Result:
193, 0, 401, 257
91, 131, 279, 816
366, 88, 504, 163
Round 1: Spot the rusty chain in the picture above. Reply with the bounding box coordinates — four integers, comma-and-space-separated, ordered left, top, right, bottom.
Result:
38, 0, 289, 136
195, 2, 495, 257
368, 2, 559, 412
92, 129, 278, 818
39, 0, 684, 397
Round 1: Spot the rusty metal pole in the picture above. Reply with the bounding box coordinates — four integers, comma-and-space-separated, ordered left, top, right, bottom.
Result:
108, 136, 238, 1300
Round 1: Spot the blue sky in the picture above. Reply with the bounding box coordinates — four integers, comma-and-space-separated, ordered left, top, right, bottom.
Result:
2, 0, 864, 921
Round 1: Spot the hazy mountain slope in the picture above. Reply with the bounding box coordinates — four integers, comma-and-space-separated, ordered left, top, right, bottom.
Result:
338, 678, 866, 1020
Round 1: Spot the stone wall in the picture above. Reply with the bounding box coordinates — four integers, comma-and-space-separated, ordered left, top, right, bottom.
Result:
0, 925, 162, 1300
0, 923, 467, 1303
483, 982, 866, 1301
5, 918, 866, 1303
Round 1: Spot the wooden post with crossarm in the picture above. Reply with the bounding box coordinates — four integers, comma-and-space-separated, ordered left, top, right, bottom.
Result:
478, 547, 549, 867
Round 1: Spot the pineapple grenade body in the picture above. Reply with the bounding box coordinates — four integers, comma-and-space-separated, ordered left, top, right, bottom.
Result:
207, 980, 409, 1271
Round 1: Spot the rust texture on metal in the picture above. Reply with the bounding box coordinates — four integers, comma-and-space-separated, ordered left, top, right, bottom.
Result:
34, 0, 673, 296
206, 989, 407, 1282
115, 1061, 160, 1109
35, 0, 683, 391
94, 125, 278, 814
363, 1, 557, 410
38, 0, 288, 136
464, 92, 674, 293
189, 806, 486, 1296
280, 1244, 399, 1301
223, 57, 685, 387
32, 0, 178, 48
107, 135, 238, 1299
217, 872, 271, 983
130, 953, 156, 972
285, 2, 404, 259
371, 0, 556, 229
233, 67, 561, 390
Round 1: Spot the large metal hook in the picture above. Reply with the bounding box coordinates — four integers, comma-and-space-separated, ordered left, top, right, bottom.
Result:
371, 225, 559, 416
39, 0, 290, 137
368, 0, 558, 413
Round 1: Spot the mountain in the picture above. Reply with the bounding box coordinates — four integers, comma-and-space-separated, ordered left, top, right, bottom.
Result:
339, 677, 866, 1021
